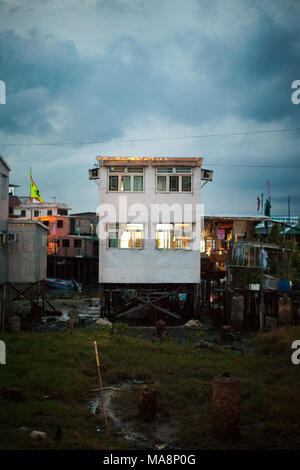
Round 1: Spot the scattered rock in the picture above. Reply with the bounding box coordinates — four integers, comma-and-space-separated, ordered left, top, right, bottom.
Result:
195, 340, 217, 351
2, 386, 25, 402
155, 444, 166, 450
19, 426, 30, 433
184, 319, 204, 328
94, 318, 112, 328
30, 430, 47, 440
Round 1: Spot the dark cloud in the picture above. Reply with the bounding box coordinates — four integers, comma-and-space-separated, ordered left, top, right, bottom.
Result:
0, 0, 299, 214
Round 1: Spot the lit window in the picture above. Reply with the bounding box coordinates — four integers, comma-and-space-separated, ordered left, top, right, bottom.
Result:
156, 223, 192, 250
108, 223, 144, 249
121, 175, 131, 191
108, 168, 143, 192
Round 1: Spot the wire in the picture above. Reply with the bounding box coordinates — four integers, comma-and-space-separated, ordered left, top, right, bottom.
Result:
207, 163, 300, 168
0, 126, 300, 147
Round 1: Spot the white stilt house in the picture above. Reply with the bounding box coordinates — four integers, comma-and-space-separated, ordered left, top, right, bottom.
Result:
89, 156, 205, 319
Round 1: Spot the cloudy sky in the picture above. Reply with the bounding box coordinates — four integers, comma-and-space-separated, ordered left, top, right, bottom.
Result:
0, 0, 299, 215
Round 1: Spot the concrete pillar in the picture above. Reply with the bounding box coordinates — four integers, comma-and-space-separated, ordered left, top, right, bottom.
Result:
231, 295, 244, 325
278, 294, 292, 325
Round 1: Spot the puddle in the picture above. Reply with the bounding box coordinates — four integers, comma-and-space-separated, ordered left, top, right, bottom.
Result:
88, 382, 179, 450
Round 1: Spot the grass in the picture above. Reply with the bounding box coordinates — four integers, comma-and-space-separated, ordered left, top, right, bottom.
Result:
0, 326, 300, 449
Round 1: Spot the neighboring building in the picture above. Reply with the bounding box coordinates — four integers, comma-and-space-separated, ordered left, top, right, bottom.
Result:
0, 157, 48, 286
12, 197, 70, 218
92, 156, 203, 285
39, 215, 70, 255
0, 157, 10, 284
202, 215, 268, 271
8, 219, 48, 283
255, 215, 300, 236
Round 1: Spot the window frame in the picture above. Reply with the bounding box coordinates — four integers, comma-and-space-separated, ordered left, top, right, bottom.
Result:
155, 223, 193, 250
107, 223, 144, 250
156, 167, 193, 193
107, 167, 144, 192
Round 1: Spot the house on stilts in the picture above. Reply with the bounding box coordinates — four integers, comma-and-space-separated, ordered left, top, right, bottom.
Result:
89, 156, 211, 321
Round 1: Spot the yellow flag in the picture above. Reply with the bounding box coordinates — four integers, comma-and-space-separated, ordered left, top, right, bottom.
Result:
30, 169, 44, 202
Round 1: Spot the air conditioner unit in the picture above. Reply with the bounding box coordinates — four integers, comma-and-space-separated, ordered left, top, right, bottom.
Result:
7, 233, 18, 243
201, 169, 213, 181
88, 167, 100, 180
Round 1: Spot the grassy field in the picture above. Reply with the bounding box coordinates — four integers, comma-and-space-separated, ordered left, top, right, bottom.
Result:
0, 325, 300, 450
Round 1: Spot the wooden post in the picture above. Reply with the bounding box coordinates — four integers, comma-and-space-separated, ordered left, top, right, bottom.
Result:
138, 386, 157, 422
94, 341, 109, 436
42, 282, 45, 314
212, 373, 240, 441
1, 284, 6, 334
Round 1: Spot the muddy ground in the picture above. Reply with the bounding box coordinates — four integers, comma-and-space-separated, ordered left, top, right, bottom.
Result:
7, 289, 259, 450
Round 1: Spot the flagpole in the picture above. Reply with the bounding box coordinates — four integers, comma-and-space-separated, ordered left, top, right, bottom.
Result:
30, 167, 32, 220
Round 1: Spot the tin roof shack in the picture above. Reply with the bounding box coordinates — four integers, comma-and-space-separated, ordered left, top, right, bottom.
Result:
227, 242, 290, 290
225, 242, 294, 328
201, 216, 268, 272
0, 157, 10, 284
90, 156, 204, 319
8, 219, 48, 283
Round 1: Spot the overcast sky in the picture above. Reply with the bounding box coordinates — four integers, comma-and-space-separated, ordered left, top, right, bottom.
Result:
0, 0, 299, 216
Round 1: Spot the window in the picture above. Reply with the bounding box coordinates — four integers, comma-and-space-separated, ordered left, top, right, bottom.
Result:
169, 175, 179, 192
69, 218, 75, 235
21, 210, 26, 217
62, 239, 70, 247
47, 210, 52, 216
156, 167, 192, 192
58, 209, 68, 215
74, 239, 82, 248
57, 220, 63, 228
109, 175, 118, 191
108, 167, 143, 192
43, 220, 49, 226
157, 175, 166, 191
107, 223, 144, 249
182, 175, 191, 192
34, 210, 39, 217
156, 223, 192, 250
